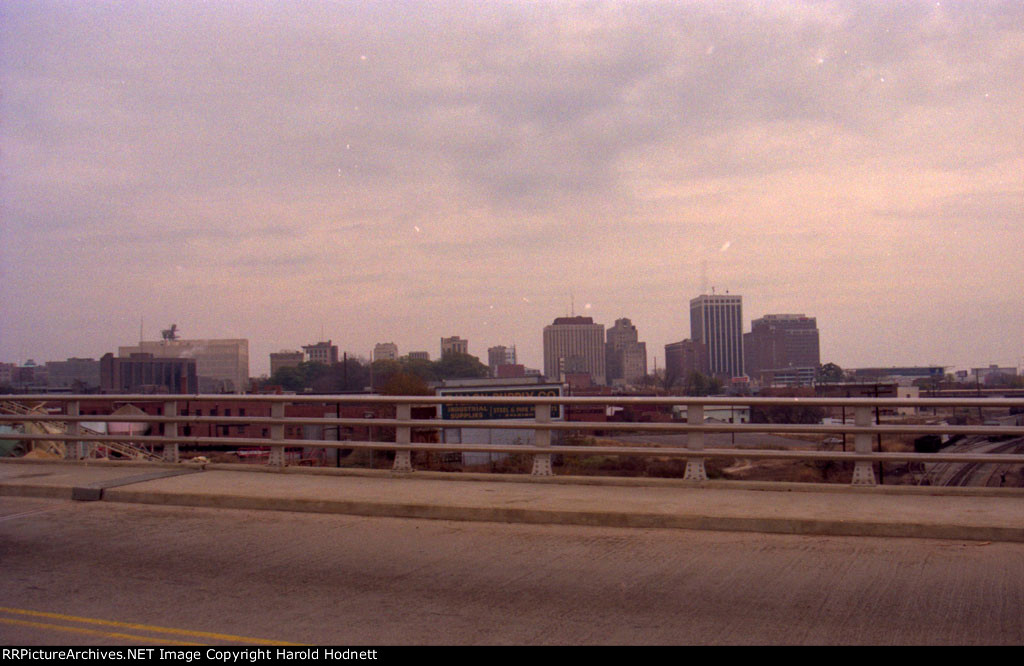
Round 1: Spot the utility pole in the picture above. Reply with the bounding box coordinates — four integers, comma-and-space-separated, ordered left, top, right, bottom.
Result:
975, 368, 983, 421
874, 383, 883, 485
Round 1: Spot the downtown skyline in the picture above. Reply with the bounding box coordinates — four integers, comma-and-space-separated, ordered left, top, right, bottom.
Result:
2, 1, 1022, 376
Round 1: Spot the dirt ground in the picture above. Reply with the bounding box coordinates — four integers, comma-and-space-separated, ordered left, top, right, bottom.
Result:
186, 428, 1021, 487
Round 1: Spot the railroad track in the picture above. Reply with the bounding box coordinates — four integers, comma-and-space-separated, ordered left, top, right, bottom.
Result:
926, 437, 1024, 487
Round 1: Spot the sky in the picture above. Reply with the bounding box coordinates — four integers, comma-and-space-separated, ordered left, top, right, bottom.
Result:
1, 0, 1022, 377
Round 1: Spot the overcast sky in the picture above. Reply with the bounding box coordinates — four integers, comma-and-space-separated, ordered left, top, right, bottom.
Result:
2, 0, 1021, 377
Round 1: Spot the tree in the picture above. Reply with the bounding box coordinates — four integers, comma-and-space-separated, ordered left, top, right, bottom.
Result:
380, 372, 431, 396
270, 361, 330, 392
818, 362, 844, 383
660, 368, 680, 393
751, 403, 825, 424
399, 357, 438, 383
268, 358, 372, 393
335, 357, 371, 392
433, 352, 488, 380
681, 371, 725, 396
370, 359, 402, 389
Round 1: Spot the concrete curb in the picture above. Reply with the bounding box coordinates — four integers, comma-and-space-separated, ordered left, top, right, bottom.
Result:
72, 468, 201, 501
0, 483, 77, 500
3, 458, 1022, 542
5, 457, 1022, 497
99, 486, 1024, 543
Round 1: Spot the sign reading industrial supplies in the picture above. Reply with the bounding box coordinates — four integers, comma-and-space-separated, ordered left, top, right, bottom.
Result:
438, 385, 563, 421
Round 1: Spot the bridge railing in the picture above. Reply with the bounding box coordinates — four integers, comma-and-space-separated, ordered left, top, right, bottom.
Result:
2, 394, 1023, 487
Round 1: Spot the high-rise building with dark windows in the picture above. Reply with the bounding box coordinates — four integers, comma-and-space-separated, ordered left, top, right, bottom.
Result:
690, 294, 744, 379
119, 338, 249, 393
744, 314, 820, 385
101, 353, 198, 393
664, 339, 707, 383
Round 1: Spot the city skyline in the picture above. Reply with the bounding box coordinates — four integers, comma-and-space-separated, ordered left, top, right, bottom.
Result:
0, 295, 1019, 380
2, 303, 1021, 384
2, 2, 1021, 375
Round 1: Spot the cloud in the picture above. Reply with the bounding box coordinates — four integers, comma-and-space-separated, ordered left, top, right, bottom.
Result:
2, 1, 1023, 372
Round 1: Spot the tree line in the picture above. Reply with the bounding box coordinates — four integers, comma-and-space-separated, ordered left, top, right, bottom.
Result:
253, 353, 490, 395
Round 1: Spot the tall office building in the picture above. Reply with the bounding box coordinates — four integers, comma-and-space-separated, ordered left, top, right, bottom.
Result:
690, 294, 744, 379
744, 314, 820, 385
605, 318, 648, 386
543, 316, 606, 385
487, 345, 517, 377
664, 339, 707, 383
441, 336, 469, 357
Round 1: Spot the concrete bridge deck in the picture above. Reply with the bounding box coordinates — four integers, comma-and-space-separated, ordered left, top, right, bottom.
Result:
2, 458, 1022, 542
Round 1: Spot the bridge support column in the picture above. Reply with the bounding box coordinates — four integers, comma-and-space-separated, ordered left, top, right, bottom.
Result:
684, 403, 707, 481
393, 403, 413, 473
66, 400, 85, 460
163, 400, 179, 463
532, 403, 552, 476
851, 406, 876, 486
269, 401, 286, 468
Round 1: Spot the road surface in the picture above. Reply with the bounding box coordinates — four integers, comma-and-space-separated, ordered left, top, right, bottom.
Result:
1, 497, 1021, 645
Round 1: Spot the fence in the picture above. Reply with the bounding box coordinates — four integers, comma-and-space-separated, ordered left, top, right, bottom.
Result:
2, 394, 1023, 487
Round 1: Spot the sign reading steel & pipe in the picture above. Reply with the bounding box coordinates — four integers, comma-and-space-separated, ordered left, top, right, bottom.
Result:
438, 385, 562, 420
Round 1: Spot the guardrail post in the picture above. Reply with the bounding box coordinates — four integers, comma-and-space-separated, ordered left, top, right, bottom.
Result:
163, 400, 179, 463
851, 406, 876, 486
66, 400, 85, 460
531, 403, 553, 476
393, 403, 413, 473
269, 401, 286, 468
684, 403, 707, 481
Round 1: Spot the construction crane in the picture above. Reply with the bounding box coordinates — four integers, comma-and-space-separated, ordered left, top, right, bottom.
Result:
0, 401, 163, 462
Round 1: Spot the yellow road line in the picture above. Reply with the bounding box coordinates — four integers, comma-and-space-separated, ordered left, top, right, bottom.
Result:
0, 607, 300, 645
0, 618, 202, 645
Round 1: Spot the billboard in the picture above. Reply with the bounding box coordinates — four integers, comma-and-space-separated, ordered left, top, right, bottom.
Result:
437, 384, 563, 421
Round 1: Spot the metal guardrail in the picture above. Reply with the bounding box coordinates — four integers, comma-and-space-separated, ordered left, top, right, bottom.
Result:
1, 394, 1023, 486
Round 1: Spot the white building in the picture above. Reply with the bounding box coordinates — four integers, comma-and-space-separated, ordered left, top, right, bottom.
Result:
374, 342, 399, 361
119, 339, 249, 393
543, 316, 606, 385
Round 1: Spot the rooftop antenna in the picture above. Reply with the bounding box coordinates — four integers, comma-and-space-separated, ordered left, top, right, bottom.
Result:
570, 290, 575, 317
139, 318, 143, 345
